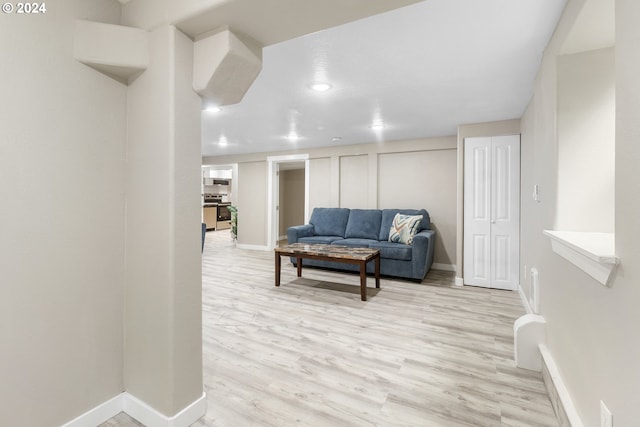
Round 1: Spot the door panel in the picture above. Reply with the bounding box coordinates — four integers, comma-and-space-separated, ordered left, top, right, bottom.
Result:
491, 135, 520, 290
473, 146, 490, 220
472, 234, 490, 283
464, 138, 492, 287
493, 234, 510, 282
464, 135, 520, 290
494, 144, 510, 220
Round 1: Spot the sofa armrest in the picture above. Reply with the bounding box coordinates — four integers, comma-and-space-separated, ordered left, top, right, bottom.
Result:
411, 229, 436, 279
287, 224, 314, 244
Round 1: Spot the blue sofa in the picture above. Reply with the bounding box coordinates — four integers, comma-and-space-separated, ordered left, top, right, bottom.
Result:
287, 207, 435, 281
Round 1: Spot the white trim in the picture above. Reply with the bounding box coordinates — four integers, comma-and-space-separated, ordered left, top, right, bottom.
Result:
543, 230, 618, 286
304, 159, 310, 223
539, 345, 585, 427
124, 392, 207, 427
267, 154, 309, 250
518, 284, 534, 314
61, 394, 124, 427
454, 276, 464, 286
236, 243, 269, 251
60, 392, 207, 427
431, 263, 456, 272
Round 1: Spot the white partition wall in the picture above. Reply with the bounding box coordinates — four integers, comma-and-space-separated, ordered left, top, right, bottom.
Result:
339, 154, 369, 208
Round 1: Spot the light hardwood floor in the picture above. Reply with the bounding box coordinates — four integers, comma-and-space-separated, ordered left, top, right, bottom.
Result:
103, 229, 557, 427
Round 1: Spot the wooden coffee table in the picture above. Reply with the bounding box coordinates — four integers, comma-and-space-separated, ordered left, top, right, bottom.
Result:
274, 243, 380, 301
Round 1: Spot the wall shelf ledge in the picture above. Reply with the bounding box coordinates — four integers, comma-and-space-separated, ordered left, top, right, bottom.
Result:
543, 230, 618, 286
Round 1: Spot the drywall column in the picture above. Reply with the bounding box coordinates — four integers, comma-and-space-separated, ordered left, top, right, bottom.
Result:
613, 0, 640, 423
125, 25, 203, 418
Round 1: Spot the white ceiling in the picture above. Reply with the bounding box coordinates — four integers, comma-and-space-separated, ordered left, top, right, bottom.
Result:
176, 0, 420, 47
201, 0, 567, 157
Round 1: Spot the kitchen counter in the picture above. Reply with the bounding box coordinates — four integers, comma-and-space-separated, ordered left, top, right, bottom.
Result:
203, 205, 217, 230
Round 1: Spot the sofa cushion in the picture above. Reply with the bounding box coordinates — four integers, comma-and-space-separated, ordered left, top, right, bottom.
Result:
344, 209, 382, 240
331, 238, 378, 248
309, 208, 350, 237
369, 241, 413, 261
389, 214, 423, 244
379, 209, 431, 241
298, 236, 345, 245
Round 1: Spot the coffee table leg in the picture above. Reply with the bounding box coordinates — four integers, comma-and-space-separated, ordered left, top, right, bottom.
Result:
296, 256, 302, 277
375, 254, 380, 288
275, 252, 281, 287
360, 261, 367, 301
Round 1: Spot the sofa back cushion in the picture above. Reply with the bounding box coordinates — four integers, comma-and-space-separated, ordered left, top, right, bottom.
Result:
344, 209, 382, 240
379, 209, 431, 241
309, 208, 351, 237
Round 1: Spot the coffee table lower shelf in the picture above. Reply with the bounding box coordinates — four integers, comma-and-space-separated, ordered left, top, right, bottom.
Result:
274, 243, 380, 301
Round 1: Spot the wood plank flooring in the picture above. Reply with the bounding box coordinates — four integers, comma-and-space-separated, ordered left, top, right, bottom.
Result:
103, 229, 557, 427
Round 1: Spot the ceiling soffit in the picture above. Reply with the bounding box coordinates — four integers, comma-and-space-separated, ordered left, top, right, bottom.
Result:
175, 0, 422, 45
560, 0, 614, 55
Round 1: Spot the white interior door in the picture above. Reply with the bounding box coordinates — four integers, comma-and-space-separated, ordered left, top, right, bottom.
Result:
490, 135, 520, 290
464, 135, 520, 290
464, 137, 492, 287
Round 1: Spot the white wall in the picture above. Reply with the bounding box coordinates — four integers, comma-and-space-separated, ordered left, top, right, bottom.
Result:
237, 161, 268, 246
0, 1, 126, 426
556, 47, 615, 232
614, 0, 640, 420
379, 150, 457, 265
455, 119, 521, 277
205, 136, 457, 266
125, 25, 203, 416
520, 0, 640, 425
340, 155, 369, 208
308, 157, 332, 212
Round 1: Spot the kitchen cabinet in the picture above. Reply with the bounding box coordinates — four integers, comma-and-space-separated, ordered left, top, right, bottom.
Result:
203, 168, 232, 179
211, 169, 232, 179
203, 206, 217, 230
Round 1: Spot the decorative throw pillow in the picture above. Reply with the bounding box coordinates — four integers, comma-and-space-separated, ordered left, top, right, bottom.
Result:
389, 214, 423, 244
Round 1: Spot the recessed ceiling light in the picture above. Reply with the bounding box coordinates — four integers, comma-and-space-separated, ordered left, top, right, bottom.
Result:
310, 83, 332, 92
204, 105, 221, 113
287, 133, 300, 142
218, 136, 228, 146
371, 122, 385, 131
331, 137, 342, 143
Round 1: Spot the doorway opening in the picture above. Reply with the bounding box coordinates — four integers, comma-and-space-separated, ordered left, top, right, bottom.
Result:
267, 154, 309, 249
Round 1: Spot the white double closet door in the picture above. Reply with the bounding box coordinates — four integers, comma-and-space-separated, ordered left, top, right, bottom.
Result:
463, 135, 520, 290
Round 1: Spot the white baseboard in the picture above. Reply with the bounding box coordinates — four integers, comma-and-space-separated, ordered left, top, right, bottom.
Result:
454, 276, 464, 286
431, 263, 456, 272
61, 392, 207, 427
61, 394, 125, 427
125, 392, 207, 427
236, 243, 269, 251
539, 344, 584, 427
